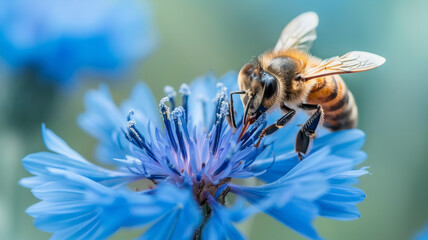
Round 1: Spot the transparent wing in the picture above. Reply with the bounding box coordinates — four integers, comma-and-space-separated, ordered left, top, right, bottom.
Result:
274, 12, 319, 52
302, 51, 386, 80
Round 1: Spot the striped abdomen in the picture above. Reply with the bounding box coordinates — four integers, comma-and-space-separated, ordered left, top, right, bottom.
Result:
306, 75, 358, 131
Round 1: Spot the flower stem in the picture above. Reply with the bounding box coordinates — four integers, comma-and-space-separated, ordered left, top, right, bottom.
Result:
7, 66, 59, 132
193, 203, 212, 240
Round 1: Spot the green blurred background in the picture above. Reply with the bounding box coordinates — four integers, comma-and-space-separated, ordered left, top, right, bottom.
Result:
1, 0, 428, 239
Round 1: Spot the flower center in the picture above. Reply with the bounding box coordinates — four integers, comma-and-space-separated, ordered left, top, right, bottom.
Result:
122, 83, 270, 204
192, 178, 231, 205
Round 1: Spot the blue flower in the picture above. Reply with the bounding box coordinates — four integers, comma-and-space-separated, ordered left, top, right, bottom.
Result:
21, 125, 201, 240
23, 72, 369, 239
0, 0, 156, 84
415, 223, 428, 240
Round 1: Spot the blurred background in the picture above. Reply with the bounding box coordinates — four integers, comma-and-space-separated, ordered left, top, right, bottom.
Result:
1, 0, 427, 239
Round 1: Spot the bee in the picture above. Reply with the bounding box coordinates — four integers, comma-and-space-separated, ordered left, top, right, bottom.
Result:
228, 12, 385, 160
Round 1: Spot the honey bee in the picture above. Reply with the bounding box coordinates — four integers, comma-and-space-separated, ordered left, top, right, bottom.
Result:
228, 12, 385, 160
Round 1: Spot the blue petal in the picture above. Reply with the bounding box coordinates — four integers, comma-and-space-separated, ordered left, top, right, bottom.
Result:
78, 83, 162, 165
78, 85, 123, 140
137, 185, 201, 240
23, 126, 139, 187
230, 146, 370, 239
219, 71, 239, 92
202, 195, 246, 240
330, 167, 369, 185
230, 150, 341, 210
226, 197, 261, 223
284, 148, 354, 181
26, 169, 199, 240
251, 152, 298, 182
120, 82, 160, 128
41, 124, 86, 163
316, 186, 366, 220
26, 169, 135, 239
312, 129, 366, 156
21, 152, 135, 186
415, 223, 428, 240
264, 198, 322, 240
256, 129, 367, 182
188, 73, 218, 128
20, 176, 52, 189
78, 85, 126, 164
139, 210, 181, 240
187, 72, 241, 129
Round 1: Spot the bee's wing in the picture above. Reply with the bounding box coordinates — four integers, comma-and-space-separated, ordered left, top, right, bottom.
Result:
274, 12, 319, 52
302, 51, 386, 80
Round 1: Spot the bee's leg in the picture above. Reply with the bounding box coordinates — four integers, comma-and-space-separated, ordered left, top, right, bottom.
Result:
296, 104, 324, 160
227, 91, 245, 133
255, 104, 296, 148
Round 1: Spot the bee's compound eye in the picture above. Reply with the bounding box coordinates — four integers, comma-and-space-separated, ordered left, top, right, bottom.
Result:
261, 73, 277, 99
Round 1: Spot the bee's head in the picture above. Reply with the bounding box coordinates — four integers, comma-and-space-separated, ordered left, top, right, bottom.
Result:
237, 62, 278, 127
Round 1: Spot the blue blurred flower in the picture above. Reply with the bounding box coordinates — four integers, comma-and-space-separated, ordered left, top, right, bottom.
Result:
415, 223, 428, 240
0, 0, 156, 85
22, 73, 368, 239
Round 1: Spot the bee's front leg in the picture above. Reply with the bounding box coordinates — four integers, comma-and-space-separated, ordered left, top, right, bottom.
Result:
296, 103, 324, 160
254, 104, 296, 148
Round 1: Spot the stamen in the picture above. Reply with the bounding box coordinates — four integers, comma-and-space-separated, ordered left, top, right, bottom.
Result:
131, 159, 151, 178
179, 84, 190, 123
163, 156, 181, 176
214, 84, 227, 118
128, 159, 167, 180
127, 110, 134, 121
219, 101, 229, 116
213, 142, 234, 176
216, 82, 224, 89
159, 97, 178, 152
172, 106, 190, 140
124, 111, 158, 163
164, 85, 177, 110
180, 112, 190, 140
211, 101, 229, 155
213, 159, 230, 176
209, 84, 227, 130
243, 144, 266, 167
171, 108, 188, 161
